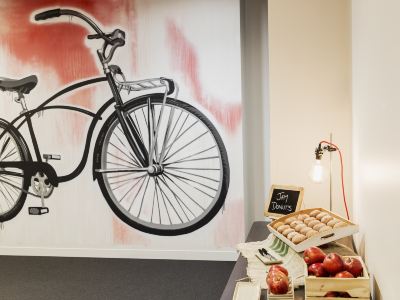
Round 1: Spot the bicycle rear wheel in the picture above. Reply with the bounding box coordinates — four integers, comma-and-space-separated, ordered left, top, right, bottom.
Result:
95, 94, 230, 235
0, 121, 30, 222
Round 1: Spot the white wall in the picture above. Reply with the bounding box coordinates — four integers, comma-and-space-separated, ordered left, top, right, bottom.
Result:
352, 0, 400, 298
268, 0, 352, 218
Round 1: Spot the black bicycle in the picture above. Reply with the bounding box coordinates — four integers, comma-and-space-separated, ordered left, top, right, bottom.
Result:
0, 9, 229, 236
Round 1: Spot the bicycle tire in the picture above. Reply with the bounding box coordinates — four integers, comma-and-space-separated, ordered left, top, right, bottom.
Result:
94, 94, 230, 236
0, 120, 30, 222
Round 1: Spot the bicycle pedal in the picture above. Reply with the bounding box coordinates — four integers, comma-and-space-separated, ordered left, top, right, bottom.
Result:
28, 207, 49, 215
43, 154, 61, 161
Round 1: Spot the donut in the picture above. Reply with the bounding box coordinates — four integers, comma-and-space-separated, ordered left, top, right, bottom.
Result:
277, 224, 290, 233
309, 210, 321, 217
313, 223, 325, 231
304, 217, 316, 225
308, 220, 320, 228
300, 226, 313, 235
306, 230, 319, 238
290, 220, 303, 228
327, 219, 341, 227
284, 217, 297, 225
319, 225, 332, 233
272, 221, 285, 229
283, 228, 295, 236
297, 214, 309, 221
295, 223, 307, 232
292, 234, 307, 244
287, 231, 298, 240
321, 215, 334, 224
316, 212, 328, 220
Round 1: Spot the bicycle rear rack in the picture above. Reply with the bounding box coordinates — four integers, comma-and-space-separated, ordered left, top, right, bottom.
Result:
115, 77, 179, 98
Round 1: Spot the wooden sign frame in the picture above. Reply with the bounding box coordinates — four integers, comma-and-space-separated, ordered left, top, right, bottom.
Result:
264, 185, 304, 219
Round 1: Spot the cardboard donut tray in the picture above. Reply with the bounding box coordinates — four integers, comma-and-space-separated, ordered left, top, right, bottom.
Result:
267, 208, 358, 252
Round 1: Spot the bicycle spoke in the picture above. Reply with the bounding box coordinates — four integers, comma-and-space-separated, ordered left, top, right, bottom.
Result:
109, 174, 146, 190
162, 172, 206, 211
141, 108, 148, 129
113, 129, 141, 166
118, 175, 146, 204
165, 171, 215, 199
150, 181, 157, 223
164, 131, 208, 162
163, 120, 199, 159
163, 145, 216, 167
154, 178, 162, 224
96, 167, 147, 174
159, 106, 175, 163
165, 155, 219, 166
162, 113, 189, 161
107, 172, 143, 183
0, 184, 11, 210
156, 178, 184, 224
109, 142, 139, 167
127, 175, 148, 211
132, 111, 144, 142
2, 148, 17, 161
166, 168, 220, 183
160, 174, 194, 221
106, 161, 137, 168
0, 182, 14, 208
137, 176, 151, 218
107, 151, 137, 167
165, 166, 220, 171
164, 170, 218, 193
0, 137, 11, 158
154, 177, 172, 225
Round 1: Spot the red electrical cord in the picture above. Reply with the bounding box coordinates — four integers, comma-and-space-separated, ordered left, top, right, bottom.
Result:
319, 140, 350, 220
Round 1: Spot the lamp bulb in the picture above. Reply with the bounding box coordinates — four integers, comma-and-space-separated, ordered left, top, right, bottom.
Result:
310, 159, 326, 183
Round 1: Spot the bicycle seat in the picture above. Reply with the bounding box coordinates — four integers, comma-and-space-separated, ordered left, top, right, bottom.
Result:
0, 75, 38, 94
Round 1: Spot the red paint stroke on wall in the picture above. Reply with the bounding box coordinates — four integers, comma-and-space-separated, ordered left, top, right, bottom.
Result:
113, 217, 150, 246
166, 21, 242, 133
0, 0, 137, 141
214, 199, 245, 248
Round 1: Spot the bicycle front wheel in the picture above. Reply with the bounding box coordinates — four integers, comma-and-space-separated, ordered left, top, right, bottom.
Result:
95, 95, 230, 235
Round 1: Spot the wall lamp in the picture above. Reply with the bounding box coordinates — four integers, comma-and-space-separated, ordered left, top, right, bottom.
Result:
310, 140, 350, 220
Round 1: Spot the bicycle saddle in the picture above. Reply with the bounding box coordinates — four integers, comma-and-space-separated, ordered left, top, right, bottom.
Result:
0, 75, 38, 94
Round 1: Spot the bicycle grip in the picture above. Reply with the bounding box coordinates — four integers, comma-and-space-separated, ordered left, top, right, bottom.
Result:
161, 77, 175, 95
35, 9, 62, 21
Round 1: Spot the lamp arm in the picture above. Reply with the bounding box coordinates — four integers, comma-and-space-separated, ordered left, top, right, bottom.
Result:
318, 140, 350, 220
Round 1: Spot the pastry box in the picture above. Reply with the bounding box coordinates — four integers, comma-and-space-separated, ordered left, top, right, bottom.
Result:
267, 208, 358, 252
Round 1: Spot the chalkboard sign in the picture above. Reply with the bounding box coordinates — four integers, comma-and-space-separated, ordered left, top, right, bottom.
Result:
264, 185, 304, 218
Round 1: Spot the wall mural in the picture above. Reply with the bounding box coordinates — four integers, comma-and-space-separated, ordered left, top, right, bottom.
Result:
0, 0, 243, 254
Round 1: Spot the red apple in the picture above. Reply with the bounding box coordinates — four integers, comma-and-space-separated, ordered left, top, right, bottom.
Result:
267, 270, 286, 285
335, 271, 354, 278
303, 247, 326, 265
267, 271, 289, 295
323, 253, 344, 274
324, 291, 339, 297
339, 292, 351, 297
343, 257, 363, 277
268, 265, 289, 277
308, 263, 327, 277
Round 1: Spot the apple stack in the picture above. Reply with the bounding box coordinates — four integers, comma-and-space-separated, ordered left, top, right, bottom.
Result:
266, 265, 294, 300
303, 247, 370, 300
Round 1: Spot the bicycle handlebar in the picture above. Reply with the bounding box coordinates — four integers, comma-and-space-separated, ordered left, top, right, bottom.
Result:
35, 9, 62, 21
34, 8, 125, 64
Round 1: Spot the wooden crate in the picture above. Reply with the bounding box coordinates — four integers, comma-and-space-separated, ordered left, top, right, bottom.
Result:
305, 256, 370, 300
267, 208, 359, 252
